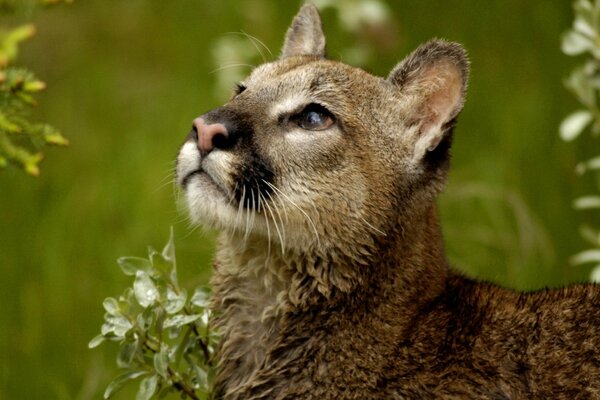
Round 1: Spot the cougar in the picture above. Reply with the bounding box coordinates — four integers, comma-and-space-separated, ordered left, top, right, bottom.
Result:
176, 4, 600, 399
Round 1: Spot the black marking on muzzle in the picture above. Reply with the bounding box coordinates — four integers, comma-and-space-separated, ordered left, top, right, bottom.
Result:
234, 152, 275, 210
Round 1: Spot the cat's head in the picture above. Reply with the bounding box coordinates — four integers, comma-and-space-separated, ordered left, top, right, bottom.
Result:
176, 4, 468, 253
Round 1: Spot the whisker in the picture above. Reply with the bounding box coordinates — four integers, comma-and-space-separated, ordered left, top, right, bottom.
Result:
209, 63, 255, 74
259, 192, 272, 265
236, 30, 273, 58
270, 192, 287, 250
236, 185, 246, 234
359, 216, 387, 237
262, 194, 285, 254
263, 180, 320, 247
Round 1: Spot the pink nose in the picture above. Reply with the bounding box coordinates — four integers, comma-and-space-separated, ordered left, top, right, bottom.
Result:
193, 117, 229, 154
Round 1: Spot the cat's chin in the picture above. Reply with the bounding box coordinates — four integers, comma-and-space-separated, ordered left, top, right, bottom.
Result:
184, 172, 239, 227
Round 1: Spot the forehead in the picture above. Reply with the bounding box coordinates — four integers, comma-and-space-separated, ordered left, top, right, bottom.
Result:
245, 57, 381, 95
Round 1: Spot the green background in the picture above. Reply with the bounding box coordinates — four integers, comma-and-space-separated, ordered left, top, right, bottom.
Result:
0, 1, 596, 398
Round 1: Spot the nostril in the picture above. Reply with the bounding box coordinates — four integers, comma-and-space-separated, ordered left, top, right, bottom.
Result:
189, 125, 198, 142
212, 131, 231, 150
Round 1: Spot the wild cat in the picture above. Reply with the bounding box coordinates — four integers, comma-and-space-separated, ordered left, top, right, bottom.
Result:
176, 4, 600, 399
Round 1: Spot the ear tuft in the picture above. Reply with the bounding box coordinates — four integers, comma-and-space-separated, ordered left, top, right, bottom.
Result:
281, 3, 327, 59
388, 40, 469, 161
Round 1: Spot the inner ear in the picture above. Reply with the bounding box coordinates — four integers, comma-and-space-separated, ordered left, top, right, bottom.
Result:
388, 40, 469, 161
281, 4, 327, 59
415, 63, 464, 156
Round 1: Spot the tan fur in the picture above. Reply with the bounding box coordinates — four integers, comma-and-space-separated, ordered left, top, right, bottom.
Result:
176, 4, 600, 399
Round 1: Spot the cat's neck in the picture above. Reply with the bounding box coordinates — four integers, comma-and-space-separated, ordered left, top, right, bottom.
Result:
210, 202, 449, 395
212, 202, 448, 315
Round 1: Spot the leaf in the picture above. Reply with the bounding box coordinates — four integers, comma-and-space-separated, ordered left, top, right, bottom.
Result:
23, 152, 43, 177
590, 264, 600, 283
42, 125, 69, 146
579, 225, 600, 246
162, 226, 176, 263
134, 270, 160, 307
118, 257, 152, 276
117, 341, 138, 368
104, 371, 148, 399
136, 375, 159, 400
574, 195, 600, 209
103, 314, 133, 337
88, 334, 105, 349
163, 314, 203, 329
191, 287, 210, 309
561, 30, 595, 55
0, 112, 22, 133
560, 110, 593, 141
576, 155, 600, 174
23, 79, 46, 92
192, 363, 209, 391
571, 249, 600, 265
165, 287, 186, 314
574, 15, 596, 38
103, 297, 120, 316
565, 67, 595, 107
153, 345, 170, 378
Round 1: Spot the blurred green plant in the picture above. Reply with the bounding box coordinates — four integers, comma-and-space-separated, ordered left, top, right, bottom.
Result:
89, 230, 218, 400
0, 2, 69, 176
560, 0, 600, 280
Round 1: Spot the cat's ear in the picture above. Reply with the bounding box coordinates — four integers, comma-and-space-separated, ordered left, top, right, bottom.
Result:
388, 40, 469, 160
281, 3, 327, 59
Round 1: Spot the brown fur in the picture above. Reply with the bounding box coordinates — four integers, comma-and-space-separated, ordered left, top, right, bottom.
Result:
176, 4, 600, 399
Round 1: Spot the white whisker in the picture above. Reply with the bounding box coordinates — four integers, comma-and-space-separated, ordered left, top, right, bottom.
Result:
209, 63, 255, 74
263, 180, 320, 247
263, 193, 285, 254
360, 216, 387, 237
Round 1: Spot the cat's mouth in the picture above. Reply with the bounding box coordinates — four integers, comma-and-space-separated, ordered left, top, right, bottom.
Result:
181, 168, 233, 202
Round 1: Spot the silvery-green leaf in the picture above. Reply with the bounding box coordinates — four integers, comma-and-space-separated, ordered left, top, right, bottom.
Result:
193, 363, 209, 390
117, 341, 137, 368
571, 249, 600, 265
153, 345, 170, 378
574, 15, 596, 37
103, 297, 120, 316
163, 314, 202, 329
88, 334, 105, 349
118, 257, 152, 276
134, 270, 160, 307
162, 226, 176, 263
165, 287, 186, 314
565, 68, 595, 106
577, 155, 600, 174
579, 225, 600, 246
136, 375, 159, 400
562, 30, 595, 55
191, 288, 210, 309
105, 314, 134, 337
200, 310, 210, 327
574, 195, 600, 209
574, 0, 594, 24
104, 371, 148, 399
590, 264, 600, 283
560, 110, 592, 141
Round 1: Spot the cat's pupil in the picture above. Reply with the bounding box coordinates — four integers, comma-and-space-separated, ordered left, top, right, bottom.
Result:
306, 111, 322, 126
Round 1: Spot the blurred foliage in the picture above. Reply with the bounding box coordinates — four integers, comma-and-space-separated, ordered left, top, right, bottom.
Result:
90, 231, 217, 400
0, 1, 593, 399
559, 0, 600, 280
0, 1, 68, 176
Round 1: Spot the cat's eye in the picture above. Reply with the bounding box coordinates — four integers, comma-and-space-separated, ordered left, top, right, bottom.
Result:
293, 103, 335, 131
